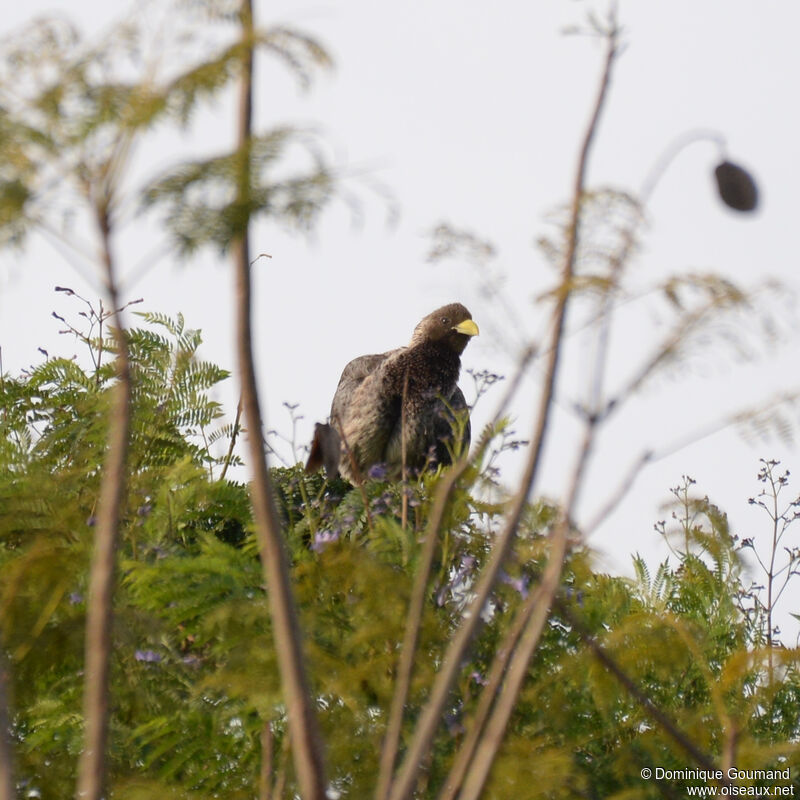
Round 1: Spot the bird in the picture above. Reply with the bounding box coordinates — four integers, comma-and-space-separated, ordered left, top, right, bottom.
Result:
305, 302, 479, 483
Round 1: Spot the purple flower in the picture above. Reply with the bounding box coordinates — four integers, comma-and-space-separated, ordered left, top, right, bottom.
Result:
450, 555, 476, 585
311, 529, 340, 553
443, 711, 465, 737
135, 649, 162, 663
368, 463, 388, 480
68, 592, 83, 605
470, 671, 488, 686
500, 570, 529, 599
403, 487, 422, 507
563, 587, 585, 607
435, 584, 448, 607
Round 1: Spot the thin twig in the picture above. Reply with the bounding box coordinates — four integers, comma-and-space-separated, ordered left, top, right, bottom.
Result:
457, 547, 564, 799
454, 349, 603, 797
555, 597, 733, 789
438, 580, 544, 800
76, 187, 132, 800
400, 371, 409, 531
232, 2, 326, 796
375, 464, 464, 800
377, 347, 535, 800
0, 652, 14, 800
259, 719, 274, 800
639, 128, 727, 204
119, 238, 175, 293
219, 394, 243, 482
273, 732, 290, 799
456, 418, 588, 798
387, 244, 576, 800
583, 449, 653, 536
434, 15, 622, 798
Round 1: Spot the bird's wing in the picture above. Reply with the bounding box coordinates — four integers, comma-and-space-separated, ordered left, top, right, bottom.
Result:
306, 352, 391, 477
329, 351, 392, 426
305, 422, 342, 475
333, 348, 411, 479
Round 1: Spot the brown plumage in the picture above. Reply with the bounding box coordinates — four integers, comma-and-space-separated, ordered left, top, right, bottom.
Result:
306, 303, 479, 482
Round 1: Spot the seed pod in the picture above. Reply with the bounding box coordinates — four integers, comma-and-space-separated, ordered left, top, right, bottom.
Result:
714, 160, 759, 212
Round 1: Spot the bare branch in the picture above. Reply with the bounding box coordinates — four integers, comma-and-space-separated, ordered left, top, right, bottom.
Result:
219, 394, 243, 482
438, 579, 543, 800
388, 15, 620, 798
583, 449, 653, 536
260, 719, 274, 800
377, 346, 535, 798
376, 464, 463, 800
232, 1, 326, 796
0, 653, 14, 800
76, 192, 132, 800
454, 371, 598, 797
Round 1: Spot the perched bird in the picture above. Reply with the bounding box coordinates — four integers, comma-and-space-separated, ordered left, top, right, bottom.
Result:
306, 303, 479, 483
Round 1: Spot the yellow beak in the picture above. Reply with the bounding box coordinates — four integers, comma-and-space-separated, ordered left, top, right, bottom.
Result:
453, 319, 479, 337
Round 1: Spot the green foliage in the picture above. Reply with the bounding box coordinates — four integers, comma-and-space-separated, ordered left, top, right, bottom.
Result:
0, 8, 337, 260
3, 314, 800, 798
142, 129, 334, 254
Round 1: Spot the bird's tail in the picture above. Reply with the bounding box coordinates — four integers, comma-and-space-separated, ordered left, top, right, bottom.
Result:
304, 422, 341, 477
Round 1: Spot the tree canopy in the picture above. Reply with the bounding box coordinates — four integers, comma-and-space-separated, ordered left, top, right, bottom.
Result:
1, 304, 798, 797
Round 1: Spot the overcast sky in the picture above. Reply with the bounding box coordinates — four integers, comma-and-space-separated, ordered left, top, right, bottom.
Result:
2, 1, 799, 631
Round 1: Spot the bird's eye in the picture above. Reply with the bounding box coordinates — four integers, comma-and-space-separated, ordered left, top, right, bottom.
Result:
441, 317, 449, 325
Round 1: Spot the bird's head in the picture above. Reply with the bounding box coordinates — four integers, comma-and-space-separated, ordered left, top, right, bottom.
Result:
410, 303, 479, 355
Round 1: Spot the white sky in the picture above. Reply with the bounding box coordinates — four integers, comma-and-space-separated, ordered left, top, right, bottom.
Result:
1, 1, 799, 635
